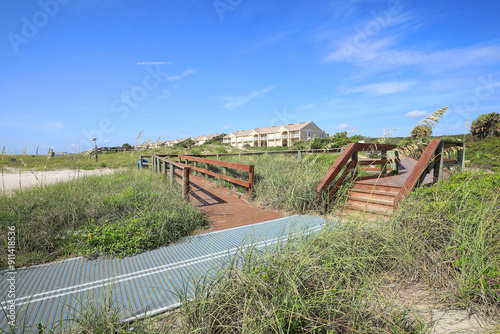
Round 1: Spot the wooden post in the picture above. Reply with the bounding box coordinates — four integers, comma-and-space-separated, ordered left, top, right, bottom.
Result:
139, 156, 143, 169
194, 161, 198, 175
380, 150, 387, 174
298, 151, 302, 160
248, 165, 254, 199
352, 150, 359, 180
457, 142, 465, 171
433, 141, 445, 182
394, 151, 400, 174
163, 161, 166, 176
182, 167, 190, 199
170, 163, 174, 185
216, 154, 219, 160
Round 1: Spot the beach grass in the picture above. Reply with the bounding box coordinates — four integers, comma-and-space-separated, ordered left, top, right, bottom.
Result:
0, 168, 209, 269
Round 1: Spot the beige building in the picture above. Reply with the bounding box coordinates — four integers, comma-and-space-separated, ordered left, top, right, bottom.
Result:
191, 133, 223, 146
223, 121, 328, 148
164, 137, 190, 146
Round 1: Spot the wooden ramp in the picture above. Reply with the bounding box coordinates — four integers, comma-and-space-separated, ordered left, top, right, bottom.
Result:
316, 140, 465, 218
142, 154, 282, 232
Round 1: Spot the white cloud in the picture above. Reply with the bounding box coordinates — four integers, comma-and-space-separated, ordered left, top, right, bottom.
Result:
136, 61, 170, 65
42, 121, 64, 130
336, 123, 349, 130
343, 80, 417, 95
294, 103, 315, 111
182, 69, 196, 76
223, 125, 233, 129
166, 68, 196, 81
406, 110, 427, 118
103, 139, 111, 143
158, 90, 171, 99
326, 34, 500, 73
222, 86, 276, 111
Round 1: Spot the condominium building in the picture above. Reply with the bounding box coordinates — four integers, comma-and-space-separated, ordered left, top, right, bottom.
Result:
222, 121, 328, 148
191, 133, 223, 146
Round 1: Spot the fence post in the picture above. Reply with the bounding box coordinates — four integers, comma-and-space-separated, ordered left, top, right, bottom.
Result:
433, 141, 445, 182
139, 156, 143, 169
457, 142, 465, 171
216, 154, 219, 160
183, 167, 190, 199
394, 151, 400, 174
380, 150, 387, 174
152, 156, 156, 173
248, 165, 254, 199
170, 163, 174, 185
163, 161, 166, 176
194, 161, 198, 175
352, 150, 359, 179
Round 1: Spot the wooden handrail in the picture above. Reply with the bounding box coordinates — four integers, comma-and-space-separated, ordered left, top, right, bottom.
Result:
396, 139, 441, 202
315, 143, 358, 193
177, 154, 255, 199
178, 155, 253, 172
148, 155, 191, 199
327, 160, 358, 199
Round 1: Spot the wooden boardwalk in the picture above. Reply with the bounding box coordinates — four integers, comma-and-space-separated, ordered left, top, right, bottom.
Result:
171, 169, 282, 232
356, 157, 434, 187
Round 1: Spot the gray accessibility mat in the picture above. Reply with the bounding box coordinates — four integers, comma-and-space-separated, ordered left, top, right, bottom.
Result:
1, 215, 329, 331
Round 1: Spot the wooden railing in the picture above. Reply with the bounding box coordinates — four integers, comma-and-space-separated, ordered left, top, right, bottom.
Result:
177, 155, 255, 198
315, 143, 399, 202
140, 155, 191, 199
395, 139, 465, 204
190, 148, 343, 159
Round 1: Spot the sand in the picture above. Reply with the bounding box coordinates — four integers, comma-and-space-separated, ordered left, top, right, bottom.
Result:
0, 167, 121, 193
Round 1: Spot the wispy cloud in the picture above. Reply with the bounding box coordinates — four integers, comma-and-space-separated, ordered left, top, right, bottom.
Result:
336, 123, 349, 130
42, 121, 64, 130
222, 86, 276, 111
166, 68, 196, 81
157, 89, 171, 99
406, 110, 427, 118
343, 80, 417, 95
223, 125, 233, 129
294, 103, 315, 111
326, 35, 500, 73
137, 61, 171, 65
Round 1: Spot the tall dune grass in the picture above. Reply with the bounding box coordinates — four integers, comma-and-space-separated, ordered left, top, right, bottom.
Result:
0, 168, 208, 268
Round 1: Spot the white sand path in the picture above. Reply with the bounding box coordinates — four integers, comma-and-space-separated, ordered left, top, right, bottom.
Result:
0, 168, 122, 193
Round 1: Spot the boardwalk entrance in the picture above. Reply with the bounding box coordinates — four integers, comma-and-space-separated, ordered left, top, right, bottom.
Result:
141, 154, 281, 231
316, 139, 465, 218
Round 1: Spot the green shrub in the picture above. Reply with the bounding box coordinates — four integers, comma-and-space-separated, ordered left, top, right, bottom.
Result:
0, 169, 208, 267
391, 171, 500, 315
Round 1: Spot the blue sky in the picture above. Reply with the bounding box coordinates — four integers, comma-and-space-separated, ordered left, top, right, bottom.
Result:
1, 0, 499, 154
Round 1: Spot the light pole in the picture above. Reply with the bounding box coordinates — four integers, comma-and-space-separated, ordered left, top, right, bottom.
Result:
92, 137, 98, 162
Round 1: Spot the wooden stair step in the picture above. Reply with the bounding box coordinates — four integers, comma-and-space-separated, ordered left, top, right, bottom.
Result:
348, 195, 395, 206
352, 182, 401, 194
349, 188, 398, 197
345, 201, 394, 216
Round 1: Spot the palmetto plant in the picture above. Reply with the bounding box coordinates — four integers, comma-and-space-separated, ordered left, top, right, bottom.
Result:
470, 112, 500, 140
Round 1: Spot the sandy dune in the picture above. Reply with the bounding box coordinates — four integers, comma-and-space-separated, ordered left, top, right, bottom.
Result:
0, 168, 121, 193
